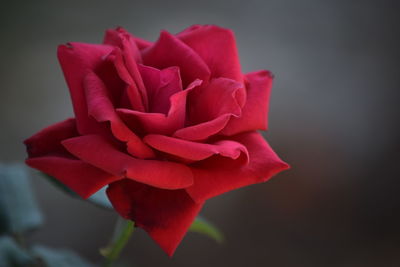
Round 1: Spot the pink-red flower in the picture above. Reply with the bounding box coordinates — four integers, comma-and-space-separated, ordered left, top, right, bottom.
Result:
24, 25, 289, 256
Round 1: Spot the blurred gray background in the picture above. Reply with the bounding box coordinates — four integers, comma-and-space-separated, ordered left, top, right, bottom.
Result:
1, 0, 400, 266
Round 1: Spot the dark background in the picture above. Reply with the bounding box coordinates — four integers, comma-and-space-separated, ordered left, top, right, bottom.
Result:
1, 0, 400, 266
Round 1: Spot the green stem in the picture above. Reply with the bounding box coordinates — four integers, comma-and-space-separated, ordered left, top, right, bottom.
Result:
101, 218, 135, 267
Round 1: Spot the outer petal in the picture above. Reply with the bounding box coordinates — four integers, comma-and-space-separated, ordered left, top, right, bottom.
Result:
142, 31, 210, 86
106, 179, 203, 256
26, 157, 119, 199
24, 118, 119, 198
24, 118, 78, 158
221, 71, 273, 135
84, 71, 155, 159
144, 134, 249, 162
62, 134, 193, 190
186, 132, 289, 202
177, 25, 243, 83
58, 43, 114, 135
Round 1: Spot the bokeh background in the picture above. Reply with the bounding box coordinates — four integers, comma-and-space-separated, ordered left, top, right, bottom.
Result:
1, 0, 399, 266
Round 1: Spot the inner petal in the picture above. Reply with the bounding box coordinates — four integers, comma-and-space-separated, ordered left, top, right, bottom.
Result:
177, 25, 243, 83
142, 30, 210, 87
144, 134, 249, 163
138, 64, 182, 114
187, 77, 243, 124
117, 79, 202, 136
84, 71, 155, 159
108, 48, 146, 112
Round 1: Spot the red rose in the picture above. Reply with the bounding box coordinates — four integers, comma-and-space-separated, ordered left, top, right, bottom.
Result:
24, 25, 289, 256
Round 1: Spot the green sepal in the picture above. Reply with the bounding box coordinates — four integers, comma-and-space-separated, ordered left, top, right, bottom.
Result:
189, 216, 224, 243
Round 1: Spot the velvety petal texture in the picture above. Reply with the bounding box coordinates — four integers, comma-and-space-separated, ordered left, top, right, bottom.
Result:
177, 25, 243, 82
25, 25, 289, 256
144, 134, 249, 162
57, 43, 113, 135
186, 132, 289, 203
24, 119, 120, 198
142, 31, 211, 86
62, 135, 193, 190
84, 71, 154, 159
221, 70, 273, 135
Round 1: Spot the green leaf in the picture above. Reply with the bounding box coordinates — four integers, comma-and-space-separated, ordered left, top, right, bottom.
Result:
32, 245, 94, 267
189, 216, 224, 243
0, 236, 34, 266
0, 163, 43, 235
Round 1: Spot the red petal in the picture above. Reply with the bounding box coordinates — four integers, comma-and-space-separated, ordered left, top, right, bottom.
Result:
221, 71, 273, 135
173, 77, 244, 140
173, 114, 231, 141
104, 27, 152, 50
134, 37, 152, 50
103, 27, 142, 63
26, 157, 119, 199
142, 31, 210, 86
109, 48, 146, 112
103, 28, 151, 111
116, 79, 201, 135
84, 71, 154, 159
177, 25, 243, 83
24, 118, 78, 158
24, 118, 120, 198
144, 134, 249, 162
186, 132, 289, 202
138, 65, 182, 114
62, 135, 193, 190
106, 38, 149, 111
119, 39, 149, 110
106, 179, 203, 256
58, 43, 114, 135
187, 77, 243, 124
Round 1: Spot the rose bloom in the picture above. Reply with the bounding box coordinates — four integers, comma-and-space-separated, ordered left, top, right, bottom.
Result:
24, 25, 289, 256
